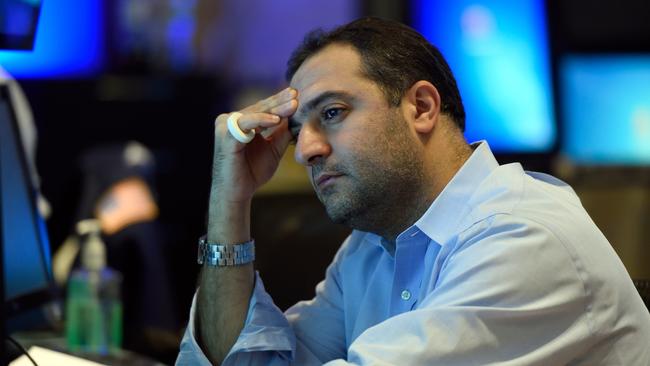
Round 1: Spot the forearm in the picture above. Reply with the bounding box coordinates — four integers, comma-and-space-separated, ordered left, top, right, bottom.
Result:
197, 196, 255, 365
193, 87, 296, 364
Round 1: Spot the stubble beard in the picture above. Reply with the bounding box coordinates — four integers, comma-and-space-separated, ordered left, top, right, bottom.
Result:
315, 114, 427, 238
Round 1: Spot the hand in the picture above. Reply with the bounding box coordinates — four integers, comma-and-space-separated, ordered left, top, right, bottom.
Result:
211, 87, 298, 204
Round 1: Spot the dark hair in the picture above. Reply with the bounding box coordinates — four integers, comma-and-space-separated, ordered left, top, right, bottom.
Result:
286, 17, 466, 131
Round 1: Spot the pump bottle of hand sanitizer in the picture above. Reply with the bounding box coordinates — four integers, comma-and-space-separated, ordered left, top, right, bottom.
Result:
65, 219, 122, 355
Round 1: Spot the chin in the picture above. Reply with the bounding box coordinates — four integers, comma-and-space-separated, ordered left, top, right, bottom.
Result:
323, 199, 365, 228
327, 209, 350, 225
318, 185, 371, 228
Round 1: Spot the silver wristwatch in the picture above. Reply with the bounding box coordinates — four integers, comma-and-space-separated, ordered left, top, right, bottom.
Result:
197, 235, 255, 266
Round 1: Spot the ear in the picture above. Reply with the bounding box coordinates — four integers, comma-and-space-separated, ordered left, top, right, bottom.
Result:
403, 80, 441, 134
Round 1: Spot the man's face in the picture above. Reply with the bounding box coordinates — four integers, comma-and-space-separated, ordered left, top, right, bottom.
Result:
289, 44, 425, 232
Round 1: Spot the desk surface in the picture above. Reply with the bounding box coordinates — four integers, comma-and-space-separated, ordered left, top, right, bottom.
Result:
10, 331, 165, 366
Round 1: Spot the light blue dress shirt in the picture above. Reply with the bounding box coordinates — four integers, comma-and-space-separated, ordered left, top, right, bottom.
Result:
177, 142, 650, 365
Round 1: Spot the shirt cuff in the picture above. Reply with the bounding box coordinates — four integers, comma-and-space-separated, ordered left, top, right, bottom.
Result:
176, 289, 212, 365
176, 271, 296, 365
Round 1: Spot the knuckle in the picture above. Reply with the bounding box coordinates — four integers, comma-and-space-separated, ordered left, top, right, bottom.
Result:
240, 105, 254, 113
242, 101, 264, 113
214, 116, 230, 135
215, 113, 230, 125
255, 100, 268, 110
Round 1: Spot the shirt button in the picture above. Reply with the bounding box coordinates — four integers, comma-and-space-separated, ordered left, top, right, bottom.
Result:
401, 289, 411, 301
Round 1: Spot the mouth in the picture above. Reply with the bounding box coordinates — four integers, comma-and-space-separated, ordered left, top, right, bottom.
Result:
315, 172, 343, 188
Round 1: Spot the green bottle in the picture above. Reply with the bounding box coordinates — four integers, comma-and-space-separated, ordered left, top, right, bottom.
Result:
65, 219, 123, 355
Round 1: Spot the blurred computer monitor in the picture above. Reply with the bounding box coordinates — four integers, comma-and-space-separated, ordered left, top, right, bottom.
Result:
559, 54, 650, 165
0, 0, 41, 50
411, 0, 556, 153
1, 83, 54, 320
0, 0, 102, 78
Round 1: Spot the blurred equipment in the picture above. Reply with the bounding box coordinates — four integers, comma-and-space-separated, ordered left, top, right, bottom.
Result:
0, 81, 56, 363
559, 54, 650, 165
1, 4, 56, 362
110, 0, 356, 82
553, 54, 650, 281
0, 66, 51, 219
53, 141, 180, 362
0, 0, 102, 78
0, 0, 41, 50
412, 0, 556, 153
65, 219, 122, 356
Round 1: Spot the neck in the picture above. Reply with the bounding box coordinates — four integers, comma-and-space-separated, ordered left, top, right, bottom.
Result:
377, 126, 473, 244
428, 135, 473, 203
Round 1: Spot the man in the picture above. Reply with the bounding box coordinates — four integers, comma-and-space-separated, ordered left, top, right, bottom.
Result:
177, 17, 650, 365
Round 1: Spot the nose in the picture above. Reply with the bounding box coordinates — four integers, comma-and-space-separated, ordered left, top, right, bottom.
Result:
294, 122, 332, 166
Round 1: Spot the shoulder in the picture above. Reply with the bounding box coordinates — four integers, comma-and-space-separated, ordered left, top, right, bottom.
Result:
448, 165, 607, 299
457, 163, 589, 240
436, 164, 603, 307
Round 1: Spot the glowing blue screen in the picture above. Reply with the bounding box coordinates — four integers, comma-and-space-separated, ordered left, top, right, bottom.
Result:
0, 0, 103, 78
1, 98, 51, 299
413, 0, 556, 152
560, 55, 650, 165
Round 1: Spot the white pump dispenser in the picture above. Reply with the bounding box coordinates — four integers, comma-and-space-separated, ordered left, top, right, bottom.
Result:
76, 219, 106, 290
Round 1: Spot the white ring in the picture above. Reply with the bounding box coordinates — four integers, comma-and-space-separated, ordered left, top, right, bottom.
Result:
227, 112, 255, 143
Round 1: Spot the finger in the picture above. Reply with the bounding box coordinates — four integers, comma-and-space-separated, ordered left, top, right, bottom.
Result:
259, 87, 296, 109
215, 112, 277, 128
269, 119, 293, 151
260, 117, 292, 144
235, 112, 281, 132
243, 87, 297, 113
260, 118, 286, 139
268, 98, 298, 117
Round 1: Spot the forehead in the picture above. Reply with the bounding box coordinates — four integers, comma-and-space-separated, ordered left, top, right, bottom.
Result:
289, 43, 380, 107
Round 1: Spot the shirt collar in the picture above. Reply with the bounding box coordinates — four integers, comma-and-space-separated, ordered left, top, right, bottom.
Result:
410, 140, 500, 246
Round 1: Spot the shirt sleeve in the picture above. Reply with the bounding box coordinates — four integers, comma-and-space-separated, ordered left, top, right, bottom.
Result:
175, 272, 296, 366
176, 236, 353, 366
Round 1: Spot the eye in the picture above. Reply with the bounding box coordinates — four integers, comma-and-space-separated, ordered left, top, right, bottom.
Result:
321, 107, 345, 122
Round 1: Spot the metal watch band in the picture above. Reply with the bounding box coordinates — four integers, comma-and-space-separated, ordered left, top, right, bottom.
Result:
197, 235, 255, 266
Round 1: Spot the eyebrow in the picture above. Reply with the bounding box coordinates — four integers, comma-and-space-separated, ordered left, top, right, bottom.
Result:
288, 90, 356, 129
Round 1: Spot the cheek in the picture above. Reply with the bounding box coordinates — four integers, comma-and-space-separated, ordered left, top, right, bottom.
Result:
338, 142, 379, 176
331, 126, 368, 156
